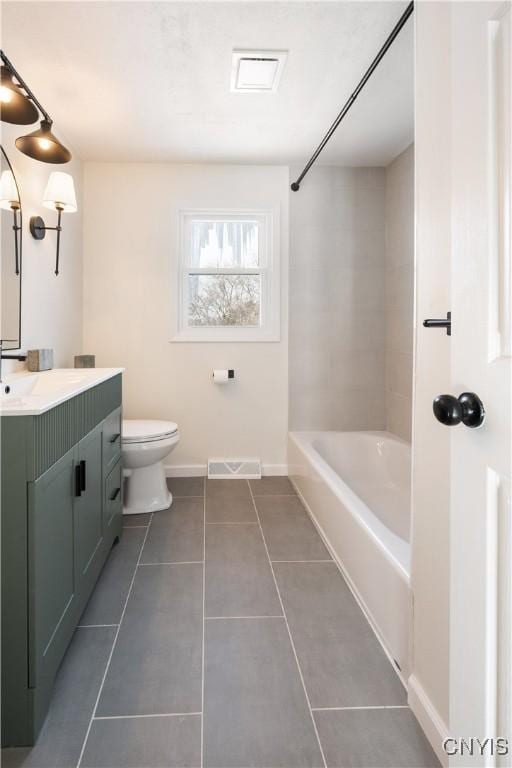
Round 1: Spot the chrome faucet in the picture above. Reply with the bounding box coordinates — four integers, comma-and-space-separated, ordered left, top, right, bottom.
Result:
0, 340, 27, 383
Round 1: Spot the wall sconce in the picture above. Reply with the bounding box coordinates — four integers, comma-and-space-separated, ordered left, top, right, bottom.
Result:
0, 168, 21, 274
0, 50, 71, 164
30, 172, 77, 275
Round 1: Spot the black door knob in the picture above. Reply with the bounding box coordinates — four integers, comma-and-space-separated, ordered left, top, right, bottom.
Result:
433, 392, 485, 428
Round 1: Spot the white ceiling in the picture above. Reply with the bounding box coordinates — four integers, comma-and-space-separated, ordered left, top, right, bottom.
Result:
2, 1, 414, 166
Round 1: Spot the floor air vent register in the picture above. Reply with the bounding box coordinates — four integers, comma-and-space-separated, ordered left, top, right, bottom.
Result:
207, 459, 262, 480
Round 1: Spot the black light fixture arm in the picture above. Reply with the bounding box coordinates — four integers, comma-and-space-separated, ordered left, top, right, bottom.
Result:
290, 1, 414, 192
12, 205, 21, 275
54, 209, 62, 275
29, 206, 63, 275
0, 50, 52, 124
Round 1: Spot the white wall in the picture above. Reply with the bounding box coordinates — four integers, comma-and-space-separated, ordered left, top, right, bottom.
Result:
1, 124, 83, 371
409, 3, 451, 758
385, 144, 414, 441
289, 166, 386, 430
83, 163, 289, 473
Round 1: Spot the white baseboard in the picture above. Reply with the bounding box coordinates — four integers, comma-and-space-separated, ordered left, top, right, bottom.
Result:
165, 464, 206, 477
408, 674, 449, 767
164, 463, 288, 478
261, 464, 288, 476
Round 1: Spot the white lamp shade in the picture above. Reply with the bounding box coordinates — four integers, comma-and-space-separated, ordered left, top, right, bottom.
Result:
0, 169, 19, 210
43, 171, 77, 213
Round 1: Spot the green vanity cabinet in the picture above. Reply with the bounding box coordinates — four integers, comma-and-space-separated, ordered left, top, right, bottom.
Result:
28, 446, 77, 696
74, 423, 104, 594
1, 374, 123, 747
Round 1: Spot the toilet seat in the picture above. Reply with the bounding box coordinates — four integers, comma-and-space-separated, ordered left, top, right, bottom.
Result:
122, 419, 179, 444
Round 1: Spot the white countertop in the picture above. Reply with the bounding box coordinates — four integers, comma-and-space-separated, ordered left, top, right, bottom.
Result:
0, 368, 124, 416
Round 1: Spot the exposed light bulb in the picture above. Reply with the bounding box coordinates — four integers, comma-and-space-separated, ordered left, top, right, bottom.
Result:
0, 85, 13, 103
38, 138, 51, 151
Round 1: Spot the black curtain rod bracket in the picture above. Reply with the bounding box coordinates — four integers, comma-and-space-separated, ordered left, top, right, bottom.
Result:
291, 1, 414, 192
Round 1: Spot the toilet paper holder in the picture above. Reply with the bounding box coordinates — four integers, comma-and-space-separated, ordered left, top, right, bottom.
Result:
212, 369, 235, 381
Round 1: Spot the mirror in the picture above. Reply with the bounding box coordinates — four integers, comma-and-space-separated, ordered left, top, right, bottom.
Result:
0, 146, 22, 350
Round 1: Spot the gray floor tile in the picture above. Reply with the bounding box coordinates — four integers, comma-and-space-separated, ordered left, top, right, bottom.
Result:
250, 476, 297, 495
274, 562, 406, 707
1, 627, 115, 768
140, 499, 204, 564
206, 495, 256, 523
81, 715, 201, 768
123, 512, 151, 527
204, 618, 323, 768
256, 496, 331, 561
97, 563, 202, 716
314, 708, 440, 768
206, 478, 251, 499
80, 528, 145, 625
167, 476, 205, 497
205, 524, 281, 617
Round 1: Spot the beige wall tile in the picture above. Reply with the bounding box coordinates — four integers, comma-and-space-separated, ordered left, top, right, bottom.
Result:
385, 350, 413, 399
289, 149, 414, 442
289, 165, 386, 431
384, 144, 414, 441
386, 391, 412, 442
386, 307, 414, 355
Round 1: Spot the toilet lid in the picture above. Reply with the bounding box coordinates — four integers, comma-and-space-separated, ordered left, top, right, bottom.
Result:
123, 419, 179, 444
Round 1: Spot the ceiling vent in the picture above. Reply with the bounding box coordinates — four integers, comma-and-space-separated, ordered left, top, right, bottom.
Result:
230, 49, 287, 93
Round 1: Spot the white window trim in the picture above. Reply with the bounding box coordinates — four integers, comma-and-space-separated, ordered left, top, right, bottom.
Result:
171, 208, 280, 343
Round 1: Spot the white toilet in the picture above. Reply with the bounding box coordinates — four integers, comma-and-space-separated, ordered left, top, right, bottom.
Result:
122, 419, 180, 514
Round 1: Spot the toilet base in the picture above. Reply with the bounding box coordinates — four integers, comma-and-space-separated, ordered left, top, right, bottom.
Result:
123, 461, 173, 515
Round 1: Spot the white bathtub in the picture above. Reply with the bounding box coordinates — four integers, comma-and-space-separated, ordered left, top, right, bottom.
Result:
288, 430, 412, 681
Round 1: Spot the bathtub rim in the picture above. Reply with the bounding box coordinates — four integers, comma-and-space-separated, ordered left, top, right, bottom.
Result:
288, 429, 411, 580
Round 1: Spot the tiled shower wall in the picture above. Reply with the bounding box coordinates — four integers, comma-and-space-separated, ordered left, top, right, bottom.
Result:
384, 145, 414, 441
289, 166, 387, 430
289, 153, 414, 440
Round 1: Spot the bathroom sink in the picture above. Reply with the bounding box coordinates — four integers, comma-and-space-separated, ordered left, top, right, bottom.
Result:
1, 372, 39, 397
26, 369, 98, 395
2, 369, 95, 397
0, 368, 124, 415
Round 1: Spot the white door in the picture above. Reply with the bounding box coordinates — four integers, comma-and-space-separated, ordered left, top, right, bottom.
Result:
449, 1, 511, 763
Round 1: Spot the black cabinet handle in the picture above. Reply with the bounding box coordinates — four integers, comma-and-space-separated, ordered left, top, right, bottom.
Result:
110, 487, 121, 502
109, 433, 121, 444
80, 460, 86, 492
433, 392, 485, 428
75, 465, 82, 497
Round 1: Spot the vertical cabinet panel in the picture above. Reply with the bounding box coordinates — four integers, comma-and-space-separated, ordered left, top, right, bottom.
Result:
29, 447, 76, 688
102, 406, 122, 474
104, 458, 123, 532
74, 424, 104, 593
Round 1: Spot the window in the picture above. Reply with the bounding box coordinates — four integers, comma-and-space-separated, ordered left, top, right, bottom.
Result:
173, 209, 279, 342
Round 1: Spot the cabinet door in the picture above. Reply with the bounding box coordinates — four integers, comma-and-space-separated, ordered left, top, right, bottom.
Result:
28, 447, 77, 687
102, 406, 122, 474
74, 423, 103, 590
104, 458, 123, 532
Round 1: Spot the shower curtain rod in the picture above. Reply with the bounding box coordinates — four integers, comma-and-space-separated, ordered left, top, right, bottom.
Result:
290, 1, 414, 192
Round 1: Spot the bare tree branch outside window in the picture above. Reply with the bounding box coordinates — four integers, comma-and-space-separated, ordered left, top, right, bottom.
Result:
188, 274, 260, 326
